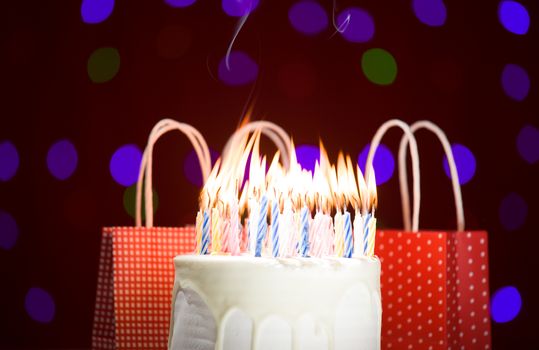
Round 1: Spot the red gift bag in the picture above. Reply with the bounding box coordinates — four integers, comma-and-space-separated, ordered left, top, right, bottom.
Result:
92, 120, 211, 350
367, 120, 492, 349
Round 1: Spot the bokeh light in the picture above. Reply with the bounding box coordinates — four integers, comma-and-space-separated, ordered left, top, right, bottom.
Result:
156, 25, 191, 60
516, 124, 539, 164
109, 144, 142, 187
288, 1, 328, 36
499, 192, 527, 231
358, 143, 395, 185
337, 7, 375, 43
0, 210, 18, 250
222, 0, 259, 17
25, 288, 55, 324
498, 1, 529, 35
81, 0, 115, 24
278, 62, 316, 99
295, 144, 320, 172
123, 185, 159, 220
361, 48, 397, 86
491, 286, 522, 323
87, 47, 120, 83
164, 0, 197, 8
412, 0, 447, 27
501, 64, 530, 101
443, 144, 476, 185
183, 149, 219, 186
47, 139, 78, 181
0, 140, 19, 182
218, 51, 258, 86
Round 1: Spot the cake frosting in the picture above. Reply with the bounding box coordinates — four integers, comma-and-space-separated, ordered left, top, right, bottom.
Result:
168, 255, 382, 350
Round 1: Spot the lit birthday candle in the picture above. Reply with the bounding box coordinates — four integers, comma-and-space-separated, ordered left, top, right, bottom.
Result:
211, 205, 222, 254
229, 199, 241, 255
256, 194, 268, 257
270, 198, 280, 257
343, 210, 353, 258
365, 166, 378, 256
201, 209, 210, 255
333, 208, 344, 257
278, 198, 293, 257
299, 204, 310, 257
195, 210, 203, 254
248, 192, 259, 256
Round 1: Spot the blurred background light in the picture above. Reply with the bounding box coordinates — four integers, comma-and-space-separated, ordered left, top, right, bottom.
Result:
81, 0, 114, 24
357, 143, 395, 185
288, 1, 328, 36
516, 124, 539, 164
0, 141, 19, 182
412, 0, 447, 27
498, 1, 529, 35
491, 286, 522, 323
361, 48, 397, 85
443, 144, 476, 185
109, 144, 142, 187
499, 192, 527, 231
25, 288, 55, 324
218, 51, 259, 86
46, 140, 78, 181
87, 47, 120, 83
337, 7, 375, 43
0, 210, 18, 250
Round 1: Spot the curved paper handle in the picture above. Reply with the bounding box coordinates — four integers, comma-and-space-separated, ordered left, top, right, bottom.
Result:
365, 119, 421, 232
398, 120, 464, 232
223, 121, 293, 171
136, 119, 212, 228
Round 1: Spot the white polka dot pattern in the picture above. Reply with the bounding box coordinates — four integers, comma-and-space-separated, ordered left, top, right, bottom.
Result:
92, 226, 196, 350
376, 230, 491, 349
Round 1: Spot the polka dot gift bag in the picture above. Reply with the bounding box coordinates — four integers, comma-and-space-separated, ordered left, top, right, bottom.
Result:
370, 121, 491, 349
91, 120, 210, 350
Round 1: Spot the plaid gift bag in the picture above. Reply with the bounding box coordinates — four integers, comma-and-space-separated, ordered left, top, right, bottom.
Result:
368, 120, 492, 349
92, 120, 211, 350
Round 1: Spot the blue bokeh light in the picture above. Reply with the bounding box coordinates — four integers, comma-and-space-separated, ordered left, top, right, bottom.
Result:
25, 288, 56, 324
47, 139, 78, 181
295, 144, 320, 173
81, 0, 115, 24
499, 192, 527, 231
498, 1, 529, 35
491, 286, 522, 323
0, 140, 19, 181
218, 51, 259, 86
337, 7, 375, 43
443, 144, 476, 185
516, 124, 539, 164
222, 0, 259, 17
165, 0, 197, 8
501, 64, 530, 101
288, 1, 328, 36
0, 209, 18, 250
358, 143, 395, 185
412, 0, 447, 27
109, 144, 142, 187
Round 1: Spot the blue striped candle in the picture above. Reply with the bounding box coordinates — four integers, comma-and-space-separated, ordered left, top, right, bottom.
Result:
270, 200, 280, 257
300, 206, 310, 257
343, 210, 353, 258
201, 209, 210, 254
362, 213, 372, 255
255, 195, 268, 257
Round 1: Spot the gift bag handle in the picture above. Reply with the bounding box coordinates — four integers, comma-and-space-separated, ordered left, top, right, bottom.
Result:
223, 120, 293, 170
136, 119, 212, 227
398, 120, 464, 232
365, 119, 421, 232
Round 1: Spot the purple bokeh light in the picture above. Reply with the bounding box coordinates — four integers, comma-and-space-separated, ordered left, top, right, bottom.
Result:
501, 64, 530, 101
337, 7, 375, 43
499, 192, 527, 231
222, 0, 259, 17
443, 144, 476, 185
183, 149, 220, 187
25, 288, 55, 324
491, 286, 522, 323
498, 1, 529, 35
81, 0, 115, 24
47, 139, 78, 180
218, 51, 259, 86
412, 0, 447, 27
358, 143, 395, 185
0, 140, 19, 181
165, 0, 196, 8
288, 1, 328, 36
295, 144, 320, 173
0, 210, 18, 250
516, 124, 539, 164
109, 144, 142, 187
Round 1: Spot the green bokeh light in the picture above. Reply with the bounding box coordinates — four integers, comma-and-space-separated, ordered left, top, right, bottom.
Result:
87, 47, 120, 83
361, 48, 397, 86
123, 184, 159, 220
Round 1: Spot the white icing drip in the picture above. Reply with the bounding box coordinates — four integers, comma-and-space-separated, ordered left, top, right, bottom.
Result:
169, 256, 381, 350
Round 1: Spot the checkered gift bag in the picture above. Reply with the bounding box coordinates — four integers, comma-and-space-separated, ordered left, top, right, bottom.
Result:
92, 120, 212, 350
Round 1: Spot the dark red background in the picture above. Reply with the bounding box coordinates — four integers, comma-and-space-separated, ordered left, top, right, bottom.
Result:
1, 0, 538, 348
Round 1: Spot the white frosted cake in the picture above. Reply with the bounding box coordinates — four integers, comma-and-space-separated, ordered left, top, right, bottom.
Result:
168, 256, 381, 350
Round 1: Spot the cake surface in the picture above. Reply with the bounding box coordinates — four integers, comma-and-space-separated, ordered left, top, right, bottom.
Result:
168, 255, 381, 350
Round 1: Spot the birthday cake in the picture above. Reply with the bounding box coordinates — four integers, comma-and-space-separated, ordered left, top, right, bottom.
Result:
168, 124, 382, 350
